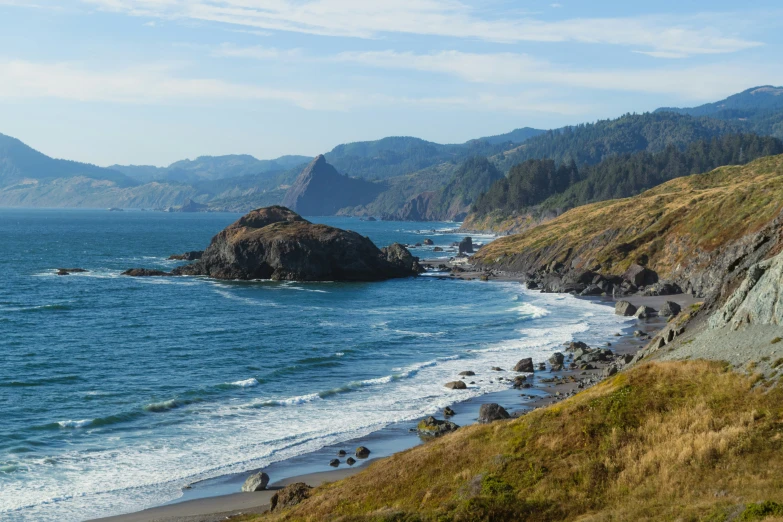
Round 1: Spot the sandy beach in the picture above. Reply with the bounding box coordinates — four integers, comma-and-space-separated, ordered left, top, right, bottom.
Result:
91, 262, 698, 522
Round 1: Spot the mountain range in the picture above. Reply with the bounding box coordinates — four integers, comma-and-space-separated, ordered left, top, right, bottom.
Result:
1, 86, 782, 219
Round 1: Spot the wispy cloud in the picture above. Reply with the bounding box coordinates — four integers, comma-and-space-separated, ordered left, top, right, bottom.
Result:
211, 43, 302, 60
331, 49, 783, 100
77, 0, 761, 57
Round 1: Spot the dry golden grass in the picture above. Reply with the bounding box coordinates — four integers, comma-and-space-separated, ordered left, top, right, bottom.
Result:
472, 155, 783, 278
251, 360, 783, 522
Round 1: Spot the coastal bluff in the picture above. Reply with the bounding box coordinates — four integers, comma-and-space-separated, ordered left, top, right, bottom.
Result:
172, 206, 423, 281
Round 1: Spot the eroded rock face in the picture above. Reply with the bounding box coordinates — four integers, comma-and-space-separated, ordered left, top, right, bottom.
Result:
173, 206, 422, 281
710, 250, 783, 330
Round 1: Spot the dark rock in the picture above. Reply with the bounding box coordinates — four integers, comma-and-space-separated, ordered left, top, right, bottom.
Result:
491, 366, 504, 371
355, 446, 371, 459
424, 239, 434, 245
622, 264, 658, 287
580, 284, 604, 296
433, 247, 444, 252
551, 364, 563, 371
459, 237, 474, 254
566, 341, 589, 352
477, 403, 510, 424
548, 352, 564, 365
513, 358, 534, 372
634, 305, 657, 319
444, 406, 455, 416
346, 457, 356, 465
337, 450, 346, 457
56, 268, 88, 276
329, 459, 340, 467
417, 416, 459, 436
615, 301, 638, 316
168, 251, 204, 261
173, 206, 422, 281
121, 268, 174, 277
641, 282, 682, 296
270, 482, 312, 512
512, 375, 527, 388
459, 371, 475, 376
603, 365, 618, 377
537, 362, 546, 371
176, 198, 209, 213
445, 381, 467, 390
660, 301, 682, 317
241, 471, 269, 492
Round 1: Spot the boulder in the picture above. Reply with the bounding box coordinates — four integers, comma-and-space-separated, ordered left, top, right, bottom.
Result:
241, 471, 269, 492
423, 239, 434, 245
634, 305, 657, 319
417, 416, 459, 436
566, 341, 589, 352
355, 446, 371, 459
548, 352, 564, 366
168, 251, 204, 261
444, 406, 455, 416
173, 206, 423, 281
490, 366, 504, 371
346, 457, 356, 465
641, 282, 682, 296
477, 403, 510, 424
458, 237, 474, 254
513, 358, 534, 372
622, 264, 658, 287
445, 381, 467, 390
329, 459, 340, 467
459, 371, 476, 376
512, 375, 528, 388
659, 301, 682, 317
121, 268, 173, 277
615, 301, 638, 316
433, 247, 444, 252
580, 284, 604, 296
270, 482, 312, 512
337, 450, 346, 457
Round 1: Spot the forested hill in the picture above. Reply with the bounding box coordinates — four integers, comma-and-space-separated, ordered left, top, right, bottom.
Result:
492, 112, 748, 173
657, 86, 783, 117
467, 133, 783, 229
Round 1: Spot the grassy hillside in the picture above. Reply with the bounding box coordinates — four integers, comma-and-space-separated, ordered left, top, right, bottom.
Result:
254, 360, 783, 521
471, 154, 783, 279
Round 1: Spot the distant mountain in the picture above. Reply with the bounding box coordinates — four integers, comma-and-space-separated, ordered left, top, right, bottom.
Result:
112, 154, 312, 184
657, 86, 783, 117
281, 155, 384, 215
476, 127, 546, 145
393, 157, 504, 221
0, 133, 138, 188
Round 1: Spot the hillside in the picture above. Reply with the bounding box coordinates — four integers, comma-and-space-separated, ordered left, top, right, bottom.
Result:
471, 154, 783, 299
464, 134, 783, 233
256, 360, 783, 522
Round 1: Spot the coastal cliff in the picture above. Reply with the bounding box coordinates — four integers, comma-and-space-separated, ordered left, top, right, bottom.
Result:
173, 206, 422, 281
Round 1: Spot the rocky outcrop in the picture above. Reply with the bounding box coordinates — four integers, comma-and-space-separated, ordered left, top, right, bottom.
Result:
168, 251, 203, 261
241, 472, 269, 492
175, 198, 209, 212
417, 416, 460, 436
459, 237, 474, 254
270, 483, 312, 512
173, 206, 422, 281
122, 268, 173, 277
281, 155, 382, 216
477, 404, 510, 424
396, 192, 438, 221
56, 268, 87, 276
709, 249, 783, 330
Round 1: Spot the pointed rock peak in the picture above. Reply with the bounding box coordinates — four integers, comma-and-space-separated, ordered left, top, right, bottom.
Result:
310, 154, 327, 167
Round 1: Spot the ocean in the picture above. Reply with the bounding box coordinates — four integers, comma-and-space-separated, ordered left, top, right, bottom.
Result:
0, 209, 630, 521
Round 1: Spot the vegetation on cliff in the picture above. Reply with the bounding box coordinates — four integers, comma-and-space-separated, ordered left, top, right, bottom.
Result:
253, 360, 783, 521
471, 154, 783, 284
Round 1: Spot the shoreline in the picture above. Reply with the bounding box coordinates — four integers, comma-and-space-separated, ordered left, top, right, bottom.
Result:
92, 269, 697, 522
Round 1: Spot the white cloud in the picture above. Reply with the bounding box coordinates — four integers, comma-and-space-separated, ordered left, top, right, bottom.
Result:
211, 43, 302, 60
331, 49, 783, 101
0, 60, 338, 109
78, 0, 761, 57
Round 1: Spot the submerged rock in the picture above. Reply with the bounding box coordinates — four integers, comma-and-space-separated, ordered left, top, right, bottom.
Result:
241, 471, 269, 492
173, 206, 423, 281
56, 268, 88, 276
417, 416, 459, 437
477, 403, 510, 424
121, 268, 173, 277
270, 482, 312, 512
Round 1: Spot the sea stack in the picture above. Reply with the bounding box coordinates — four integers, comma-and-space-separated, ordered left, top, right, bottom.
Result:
173, 206, 423, 281
281, 155, 382, 215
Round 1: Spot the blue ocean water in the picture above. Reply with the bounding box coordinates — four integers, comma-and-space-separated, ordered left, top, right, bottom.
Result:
0, 209, 629, 521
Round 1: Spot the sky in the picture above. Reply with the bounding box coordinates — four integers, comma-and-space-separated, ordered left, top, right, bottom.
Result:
1, 1, 782, 167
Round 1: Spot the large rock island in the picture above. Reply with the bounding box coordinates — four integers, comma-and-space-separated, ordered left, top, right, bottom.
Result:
171, 206, 422, 281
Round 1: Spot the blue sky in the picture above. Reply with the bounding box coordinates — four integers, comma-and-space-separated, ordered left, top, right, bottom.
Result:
1, 0, 782, 167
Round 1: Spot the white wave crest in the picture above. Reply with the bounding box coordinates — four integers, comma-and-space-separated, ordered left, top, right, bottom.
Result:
230, 378, 259, 388
58, 419, 92, 429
